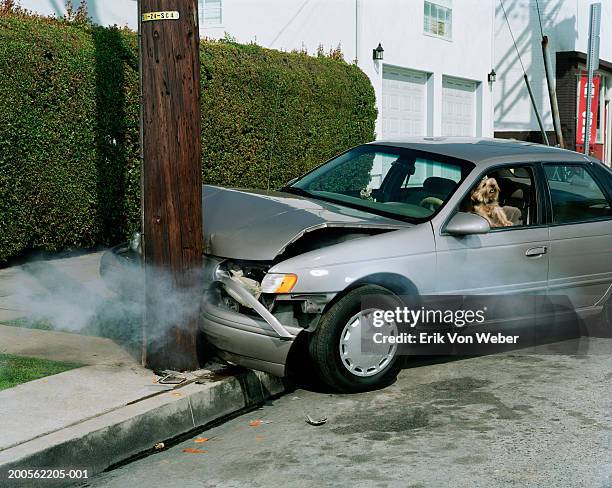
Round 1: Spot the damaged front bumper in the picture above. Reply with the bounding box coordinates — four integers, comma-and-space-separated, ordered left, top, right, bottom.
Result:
200, 257, 305, 377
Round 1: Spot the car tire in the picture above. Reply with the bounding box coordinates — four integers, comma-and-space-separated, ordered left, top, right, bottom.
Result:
308, 285, 404, 393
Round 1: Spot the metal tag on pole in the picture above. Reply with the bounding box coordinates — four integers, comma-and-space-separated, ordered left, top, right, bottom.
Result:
584, 2, 601, 155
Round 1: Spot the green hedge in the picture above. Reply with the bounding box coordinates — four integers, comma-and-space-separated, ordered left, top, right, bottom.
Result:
0, 14, 376, 262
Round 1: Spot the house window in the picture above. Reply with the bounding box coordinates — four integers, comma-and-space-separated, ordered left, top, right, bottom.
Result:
424, 1, 452, 40
200, 0, 222, 26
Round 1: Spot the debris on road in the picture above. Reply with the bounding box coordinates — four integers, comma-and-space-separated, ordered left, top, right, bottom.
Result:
249, 420, 262, 427
194, 437, 209, 443
195, 365, 245, 383
182, 448, 207, 454
305, 415, 327, 426
154, 442, 165, 450
158, 372, 187, 385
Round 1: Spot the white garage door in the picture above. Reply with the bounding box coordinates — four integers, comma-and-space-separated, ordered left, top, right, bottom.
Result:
382, 67, 427, 138
442, 77, 477, 136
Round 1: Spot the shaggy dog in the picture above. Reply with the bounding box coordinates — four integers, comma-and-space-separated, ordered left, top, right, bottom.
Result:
469, 177, 513, 227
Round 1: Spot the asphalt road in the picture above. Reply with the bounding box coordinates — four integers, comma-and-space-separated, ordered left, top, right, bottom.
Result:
85, 338, 612, 488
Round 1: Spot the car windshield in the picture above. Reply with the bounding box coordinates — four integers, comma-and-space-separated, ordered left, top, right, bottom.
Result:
287, 145, 471, 222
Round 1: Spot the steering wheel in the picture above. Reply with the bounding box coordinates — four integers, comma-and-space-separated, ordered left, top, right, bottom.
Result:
419, 196, 444, 212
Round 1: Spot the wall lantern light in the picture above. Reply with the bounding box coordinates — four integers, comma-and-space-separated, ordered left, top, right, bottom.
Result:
488, 69, 497, 83
372, 43, 384, 61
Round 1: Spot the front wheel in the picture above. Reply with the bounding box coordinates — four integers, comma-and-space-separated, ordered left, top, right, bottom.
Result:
308, 285, 403, 392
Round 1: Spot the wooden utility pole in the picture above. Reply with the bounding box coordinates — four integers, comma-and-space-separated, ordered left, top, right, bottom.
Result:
138, 0, 203, 370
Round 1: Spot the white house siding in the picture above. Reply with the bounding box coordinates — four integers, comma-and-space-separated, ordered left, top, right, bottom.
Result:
200, 0, 495, 140
494, 0, 612, 163
22, 0, 495, 140
20, 0, 138, 29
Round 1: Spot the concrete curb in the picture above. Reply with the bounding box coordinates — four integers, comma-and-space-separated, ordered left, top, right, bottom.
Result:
0, 369, 289, 486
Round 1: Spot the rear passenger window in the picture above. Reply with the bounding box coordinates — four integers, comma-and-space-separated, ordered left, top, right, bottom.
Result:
544, 164, 611, 224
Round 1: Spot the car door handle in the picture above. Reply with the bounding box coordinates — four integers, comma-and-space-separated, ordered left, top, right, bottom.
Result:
525, 246, 547, 257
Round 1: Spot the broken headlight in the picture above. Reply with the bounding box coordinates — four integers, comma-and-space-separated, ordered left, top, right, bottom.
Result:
261, 273, 298, 294
215, 261, 269, 309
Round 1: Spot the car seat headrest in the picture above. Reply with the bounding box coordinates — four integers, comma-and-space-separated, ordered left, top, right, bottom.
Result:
423, 177, 456, 196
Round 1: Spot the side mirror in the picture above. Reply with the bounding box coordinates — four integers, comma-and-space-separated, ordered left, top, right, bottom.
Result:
445, 212, 490, 236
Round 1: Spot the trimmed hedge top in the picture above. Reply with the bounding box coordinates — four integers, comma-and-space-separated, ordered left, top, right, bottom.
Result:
0, 13, 376, 262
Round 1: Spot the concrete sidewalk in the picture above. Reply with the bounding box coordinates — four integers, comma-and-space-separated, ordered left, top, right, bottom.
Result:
0, 324, 135, 365
0, 359, 286, 486
0, 251, 289, 485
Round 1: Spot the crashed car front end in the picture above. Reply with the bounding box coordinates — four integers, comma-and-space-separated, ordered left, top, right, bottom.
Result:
196, 185, 409, 376
200, 256, 333, 376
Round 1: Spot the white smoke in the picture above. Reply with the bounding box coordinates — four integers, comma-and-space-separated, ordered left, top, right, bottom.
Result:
10, 253, 205, 366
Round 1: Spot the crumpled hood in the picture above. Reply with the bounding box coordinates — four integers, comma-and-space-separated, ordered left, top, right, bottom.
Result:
202, 185, 409, 261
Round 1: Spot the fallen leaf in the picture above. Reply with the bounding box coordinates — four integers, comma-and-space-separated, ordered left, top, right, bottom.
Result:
194, 437, 209, 443
249, 420, 262, 427
151, 378, 158, 384
182, 448, 206, 454
255, 435, 265, 441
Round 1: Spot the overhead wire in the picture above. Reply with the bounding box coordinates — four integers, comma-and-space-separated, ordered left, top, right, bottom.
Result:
534, 0, 545, 38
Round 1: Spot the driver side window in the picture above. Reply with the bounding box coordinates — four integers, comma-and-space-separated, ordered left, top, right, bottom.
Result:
461, 166, 537, 229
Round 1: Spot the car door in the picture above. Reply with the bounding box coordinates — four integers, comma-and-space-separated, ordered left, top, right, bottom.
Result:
542, 162, 612, 312
434, 163, 549, 296
432, 163, 551, 336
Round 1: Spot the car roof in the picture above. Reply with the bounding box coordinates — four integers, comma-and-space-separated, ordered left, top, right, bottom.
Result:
368, 137, 594, 165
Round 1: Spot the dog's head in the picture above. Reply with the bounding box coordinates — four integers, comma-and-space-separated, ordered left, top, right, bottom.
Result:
471, 177, 500, 204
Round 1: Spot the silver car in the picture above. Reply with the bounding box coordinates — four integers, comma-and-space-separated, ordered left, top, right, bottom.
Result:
106, 138, 612, 392
198, 138, 612, 391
